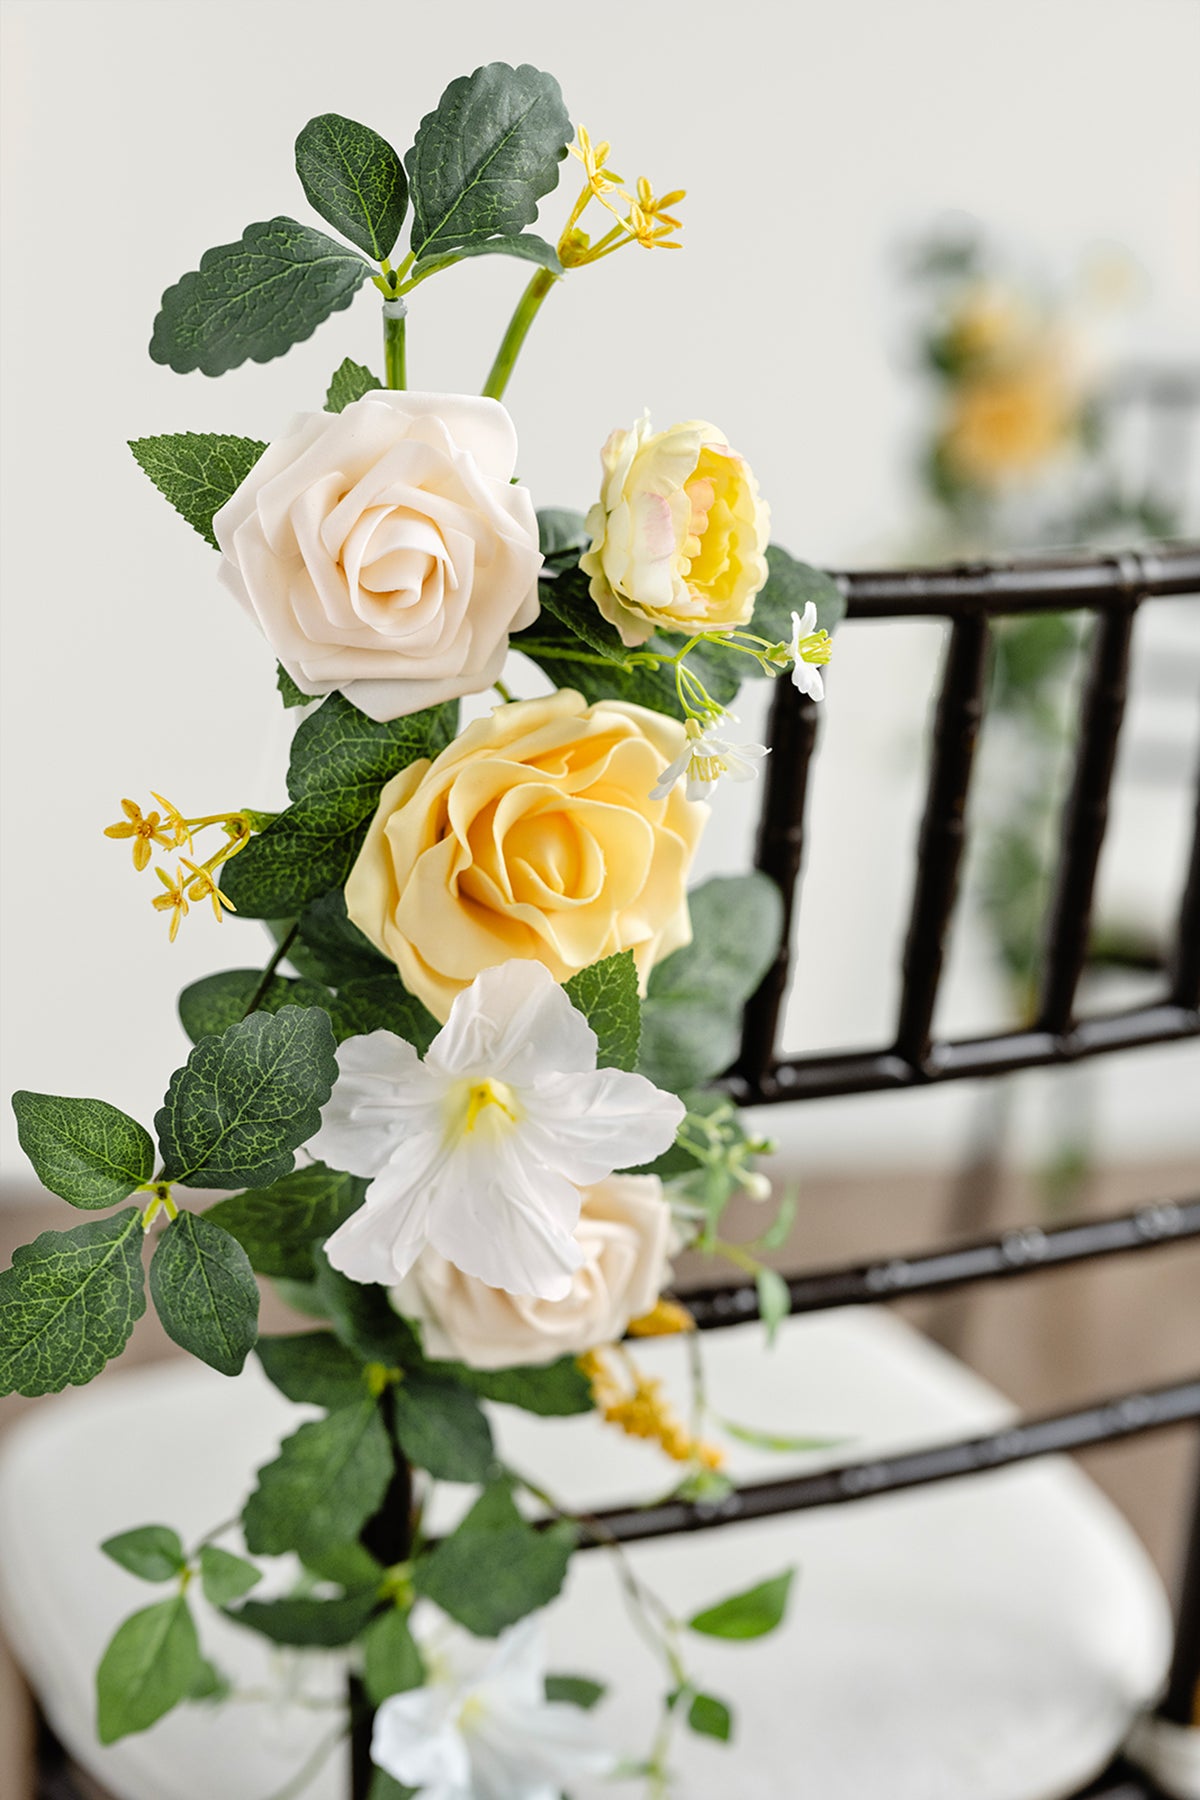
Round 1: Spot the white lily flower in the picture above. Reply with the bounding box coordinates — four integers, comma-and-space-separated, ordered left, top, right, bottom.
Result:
311, 959, 685, 1299
649, 717, 770, 803
372, 1615, 614, 1800
788, 602, 831, 702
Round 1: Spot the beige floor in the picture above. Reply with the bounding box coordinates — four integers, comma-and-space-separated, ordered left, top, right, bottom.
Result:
1, 1155, 1198, 1798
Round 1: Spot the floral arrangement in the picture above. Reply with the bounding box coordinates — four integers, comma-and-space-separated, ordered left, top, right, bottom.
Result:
1, 64, 840, 1798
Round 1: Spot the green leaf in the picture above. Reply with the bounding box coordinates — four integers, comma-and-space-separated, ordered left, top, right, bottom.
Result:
198, 1545, 261, 1607
368, 1772, 417, 1800
177, 967, 336, 1046
413, 1482, 575, 1637
302, 1541, 384, 1589
12, 1092, 154, 1210
742, 546, 846, 662
128, 434, 265, 550
101, 1526, 186, 1583
516, 598, 741, 721
296, 113, 408, 259
0, 1209, 146, 1397
156, 1006, 337, 1190
148, 1213, 259, 1376
228, 1590, 376, 1646
326, 356, 383, 413
438, 1355, 594, 1417
754, 1267, 791, 1348
205, 1164, 367, 1280
242, 1401, 392, 1560
411, 232, 562, 281
563, 951, 640, 1072
392, 1371, 495, 1483
277, 663, 310, 707
188, 1658, 231, 1702
716, 1416, 842, 1454
524, 559, 631, 660
330, 973, 441, 1055
639, 874, 784, 1090
96, 1595, 202, 1744
292, 887, 392, 985
406, 62, 571, 259
544, 1674, 606, 1709
537, 508, 589, 559
363, 1607, 425, 1705
687, 1691, 733, 1741
285, 693, 460, 831
312, 1248, 421, 1367
150, 217, 370, 376
256, 1330, 366, 1411
688, 1568, 796, 1641
217, 816, 363, 919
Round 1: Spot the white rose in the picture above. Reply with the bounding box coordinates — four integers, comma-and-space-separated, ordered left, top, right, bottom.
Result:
212, 392, 542, 721
393, 1173, 672, 1369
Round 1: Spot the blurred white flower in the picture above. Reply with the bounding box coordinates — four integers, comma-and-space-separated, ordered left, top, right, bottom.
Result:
649, 717, 769, 802
311, 959, 684, 1299
788, 602, 831, 702
371, 1615, 613, 1800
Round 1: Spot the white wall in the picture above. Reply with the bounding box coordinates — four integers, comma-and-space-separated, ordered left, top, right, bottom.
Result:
3, 0, 1199, 1195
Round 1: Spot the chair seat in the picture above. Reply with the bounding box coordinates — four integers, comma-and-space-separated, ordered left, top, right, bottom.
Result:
0, 1309, 1171, 1800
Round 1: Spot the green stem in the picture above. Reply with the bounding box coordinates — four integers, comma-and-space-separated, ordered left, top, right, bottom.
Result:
242, 924, 299, 1020
383, 305, 407, 390
482, 267, 558, 401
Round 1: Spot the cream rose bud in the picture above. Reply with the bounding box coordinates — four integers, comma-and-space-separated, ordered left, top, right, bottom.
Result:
394, 1174, 672, 1369
579, 414, 770, 647
345, 689, 708, 1021
211, 392, 542, 722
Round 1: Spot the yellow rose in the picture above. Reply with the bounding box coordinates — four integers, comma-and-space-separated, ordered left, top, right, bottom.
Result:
579, 415, 770, 647
942, 357, 1078, 488
346, 690, 708, 1019
393, 1174, 672, 1370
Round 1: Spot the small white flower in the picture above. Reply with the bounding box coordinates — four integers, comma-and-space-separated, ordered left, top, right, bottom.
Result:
788, 602, 829, 702
311, 959, 684, 1299
649, 717, 769, 802
371, 1615, 613, 1800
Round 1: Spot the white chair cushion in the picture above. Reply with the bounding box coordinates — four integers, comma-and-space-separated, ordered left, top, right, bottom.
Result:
0, 1308, 1171, 1800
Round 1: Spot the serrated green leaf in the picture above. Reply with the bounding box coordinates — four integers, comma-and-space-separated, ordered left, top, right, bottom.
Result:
688, 1568, 796, 1641
392, 1371, 494, 1483
544, 1674, 606, 1709
12, 1092, 154, 1210
406, 62, 571, 259
277, 663, 310, 706
687, 1691, 733, 1741
563, 951, 640, 1072
530, 559, 629, 658
148, 1213, 259, 1376
177, 968, 337, 1048
413, 1483, 575, 1637
0, 1209, 146, 1397
325, 357, 383, 413
128, 434, 265, 550
156, 1006, 337, 1190
742, 546, 846, 661
411, 232, 562, 281
228, 1590, 377, 1646
204, 1164, 366, 1280
312, 1248, 421, 1367
96, 1595, 202, 1744
292, 887, 392, 985
218, 814, 364, 919
286, 693, 460, 828
639, 875, 784, 1090
256, 1330, 366, 1410
296, 113, 408, 259
437, 1355, 594, 1416
150, 217, 370, 376
755, 1267, 791, 1348
242, 1401, 392, 1561
330, 973, 441, 1055
198, 1545, 261, 1607
101, 1526, 186, 1583
363, 1607, 425, 1704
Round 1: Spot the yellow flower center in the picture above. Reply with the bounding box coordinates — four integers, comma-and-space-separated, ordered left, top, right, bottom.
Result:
455, 1078, 520, 1139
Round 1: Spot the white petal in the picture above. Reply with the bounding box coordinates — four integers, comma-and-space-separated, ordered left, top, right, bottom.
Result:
522, 1070, 685, 1186
426, 959, 598, 1083
648, 746, 690, 801
308, 1031, 445, 1178
789, 602, 818, 646
323, 1132, 447, 1283
791, 659, 825, 702
425, 1134, 585, 1299
372, 1685, 472, 1791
